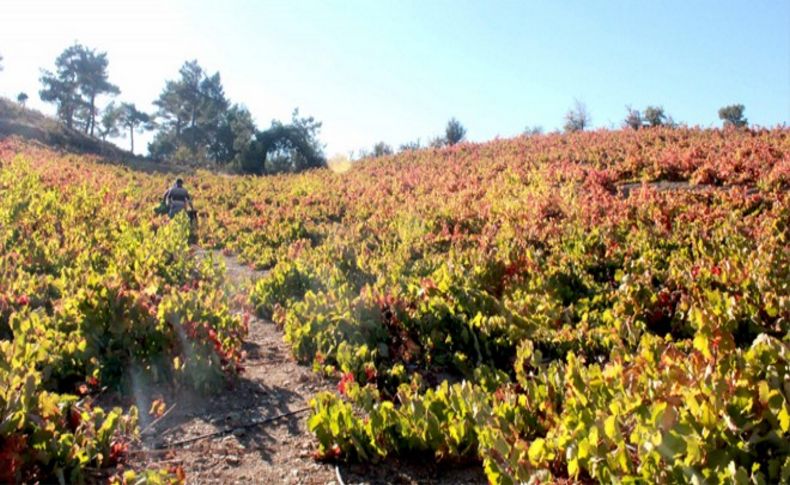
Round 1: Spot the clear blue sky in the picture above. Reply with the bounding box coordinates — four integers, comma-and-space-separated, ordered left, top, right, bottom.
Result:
1, 0, 788, 155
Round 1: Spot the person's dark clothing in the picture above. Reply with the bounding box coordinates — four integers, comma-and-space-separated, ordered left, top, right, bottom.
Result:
164, 185, 191, 218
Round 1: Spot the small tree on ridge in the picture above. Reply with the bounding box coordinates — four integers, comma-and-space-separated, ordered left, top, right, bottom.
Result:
119, 102, 152, 153
372, 141, 393, 157
643, 106, 667, 127
718, 104, 748, 128
563, 100, 590, 132
445, 118, 466, 145
623, 106, 642, 130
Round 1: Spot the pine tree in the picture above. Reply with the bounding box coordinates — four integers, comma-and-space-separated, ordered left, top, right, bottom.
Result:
77, 48, 120, 136
98, 102, 122, 142
150, 60, 229, 162
445, 118, 467, 145
39, 44, 119, 133
40, 46, 82, 128
372, 141, 393, 157
118, 103, 151, 153
718, 104, 748, 128
643, 106, 667, 127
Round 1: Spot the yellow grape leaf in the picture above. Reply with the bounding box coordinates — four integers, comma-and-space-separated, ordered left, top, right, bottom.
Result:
528, 438, 545, 464
567, 457, 579, 478
779, 406, 790, 433
617, 448, 629, 472
604, 415, 619, 440
693, 333, 711, 359
578, 438, 590, 459
588, 425, 599, 445
758, 380, 770, 404
699, 402, 717, 428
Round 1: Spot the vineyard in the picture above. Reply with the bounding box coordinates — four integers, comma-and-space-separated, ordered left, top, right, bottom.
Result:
0, 126, 788, 484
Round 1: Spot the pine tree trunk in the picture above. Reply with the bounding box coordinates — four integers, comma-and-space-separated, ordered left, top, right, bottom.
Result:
89, 94, 96, 137
130, 126, 134, 153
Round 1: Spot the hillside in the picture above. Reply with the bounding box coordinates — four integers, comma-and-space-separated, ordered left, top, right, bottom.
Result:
0, 97, 188, 173
0, 97, 132, 155
0, 128, 788, 484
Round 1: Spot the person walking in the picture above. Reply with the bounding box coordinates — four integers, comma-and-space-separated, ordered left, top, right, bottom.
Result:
163, 178, 192, 219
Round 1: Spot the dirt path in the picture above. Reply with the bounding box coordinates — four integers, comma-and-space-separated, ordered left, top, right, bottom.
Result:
129, 250, 336, 484
129, 249, 486, 484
